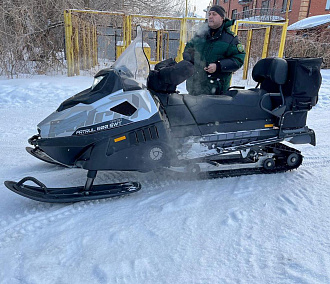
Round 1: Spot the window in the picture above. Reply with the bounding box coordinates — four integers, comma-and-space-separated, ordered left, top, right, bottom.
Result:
326, 0, 330, 10
232, 9, 238, 19
282, 0, 293, 12
262, 0, 270, 9
243, 6, 251, 18
261, 0, 270, 16
224, 0, 228, 3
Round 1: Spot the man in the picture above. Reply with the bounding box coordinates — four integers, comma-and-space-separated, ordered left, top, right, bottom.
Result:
183, 5, 245, 96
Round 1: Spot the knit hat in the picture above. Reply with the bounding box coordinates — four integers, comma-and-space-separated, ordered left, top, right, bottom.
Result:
209, 5, 226, 18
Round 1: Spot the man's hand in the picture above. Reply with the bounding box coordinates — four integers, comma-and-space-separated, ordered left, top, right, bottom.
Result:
204, 63, 217, 73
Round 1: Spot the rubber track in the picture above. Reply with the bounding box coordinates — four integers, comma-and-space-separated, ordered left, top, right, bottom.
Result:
202, 143, 303, 180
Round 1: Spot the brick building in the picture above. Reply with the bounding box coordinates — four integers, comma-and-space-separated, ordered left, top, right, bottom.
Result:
212, 0, 330, 24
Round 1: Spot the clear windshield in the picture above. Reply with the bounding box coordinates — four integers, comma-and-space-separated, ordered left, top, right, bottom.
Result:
112, 26, 150, 85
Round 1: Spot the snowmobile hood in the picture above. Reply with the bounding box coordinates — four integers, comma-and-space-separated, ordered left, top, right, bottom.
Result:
57, 69, 143, 112
37, 88, 159, 139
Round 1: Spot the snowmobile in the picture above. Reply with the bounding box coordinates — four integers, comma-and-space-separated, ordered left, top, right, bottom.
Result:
5, 26, 322, 203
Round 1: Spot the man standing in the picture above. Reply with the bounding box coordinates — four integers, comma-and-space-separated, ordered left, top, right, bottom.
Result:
183, 5, 245, 96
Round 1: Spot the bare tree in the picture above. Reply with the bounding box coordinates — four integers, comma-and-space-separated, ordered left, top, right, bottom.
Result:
0, 0, 184, 77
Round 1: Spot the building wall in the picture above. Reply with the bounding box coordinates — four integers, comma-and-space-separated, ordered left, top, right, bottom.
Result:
211, 0, 330, 24
308, 0, 330, 17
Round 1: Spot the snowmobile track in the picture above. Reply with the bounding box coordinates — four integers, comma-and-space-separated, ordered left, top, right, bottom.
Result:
0, 197, 121, 247
301, 156, 330, 167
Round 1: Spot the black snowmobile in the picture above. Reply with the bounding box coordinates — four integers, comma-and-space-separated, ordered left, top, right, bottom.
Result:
5, 26, 322, 203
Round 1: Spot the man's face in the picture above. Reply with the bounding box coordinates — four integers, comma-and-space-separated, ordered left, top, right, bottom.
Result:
208, 11, 224, 29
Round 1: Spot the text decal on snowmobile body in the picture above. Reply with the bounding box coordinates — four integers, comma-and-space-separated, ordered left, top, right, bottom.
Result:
73, 118, 132, 136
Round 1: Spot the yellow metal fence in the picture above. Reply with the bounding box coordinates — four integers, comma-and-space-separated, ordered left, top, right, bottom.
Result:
233, 19, 289, 79
64, 9, 289, 79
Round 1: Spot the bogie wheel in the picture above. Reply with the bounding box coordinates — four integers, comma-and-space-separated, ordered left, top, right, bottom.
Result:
286, 153, 301, 167
186, 164, 201, 175
263, 158, 275, 170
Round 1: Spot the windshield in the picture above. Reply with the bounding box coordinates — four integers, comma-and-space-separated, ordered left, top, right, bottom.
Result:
112, 26, 150, 85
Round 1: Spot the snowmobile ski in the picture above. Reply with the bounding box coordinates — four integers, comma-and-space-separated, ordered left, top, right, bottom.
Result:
4, 175, 141, 203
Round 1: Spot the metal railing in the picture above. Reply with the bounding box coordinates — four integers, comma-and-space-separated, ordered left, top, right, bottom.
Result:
235, 8, 285, 22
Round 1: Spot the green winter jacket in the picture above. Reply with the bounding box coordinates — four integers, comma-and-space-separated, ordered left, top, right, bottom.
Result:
183, 19, 245, 96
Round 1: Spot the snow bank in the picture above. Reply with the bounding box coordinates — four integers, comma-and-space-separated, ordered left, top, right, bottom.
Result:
288, 14, 330, 30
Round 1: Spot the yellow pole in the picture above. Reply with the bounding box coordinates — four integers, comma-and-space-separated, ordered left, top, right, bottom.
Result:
123, 15, 127, 49
166, 31, 170, 59
92, 24, 98, 67
278, 20, 288, 57
156, 30, 161, 61
82, 22, 87, 69
262, 26, 271, 58
87, 25, 92, 69
234, 20, 239, 35
123, 15, 132, 49
64, 10, 74, 76
73, 16, 80, 75
243, 29, 253, 80
176, 18, 186, 62
127, 15, 132, 47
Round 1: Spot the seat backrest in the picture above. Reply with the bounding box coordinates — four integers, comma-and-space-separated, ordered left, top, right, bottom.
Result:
252, 57, 288, 91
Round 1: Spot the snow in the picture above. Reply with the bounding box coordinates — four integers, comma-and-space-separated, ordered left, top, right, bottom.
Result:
1, 70, 330, 283
288, 14, 330, 30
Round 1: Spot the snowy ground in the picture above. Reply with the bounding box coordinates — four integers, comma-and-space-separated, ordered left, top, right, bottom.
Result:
0, 71, 329, 284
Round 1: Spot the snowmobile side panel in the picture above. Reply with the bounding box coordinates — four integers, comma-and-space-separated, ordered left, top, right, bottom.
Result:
165, 105, 197, 127
35, 113, 166, 167
76, 120, 174, 172
197, 119, 275, 136
281, 111, 308, 129
167, 92, 186, 105
170, 125, 202, 138
201, 128, 279, 148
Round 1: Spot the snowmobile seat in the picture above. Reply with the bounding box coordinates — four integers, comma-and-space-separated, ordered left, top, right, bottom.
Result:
183, 57, 289, 125
183, 88, 272, 124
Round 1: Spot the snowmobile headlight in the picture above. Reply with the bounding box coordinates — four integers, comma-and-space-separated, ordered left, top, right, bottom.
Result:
91, 75, 105, 90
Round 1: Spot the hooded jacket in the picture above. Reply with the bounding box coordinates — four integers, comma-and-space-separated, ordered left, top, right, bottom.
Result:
183, 19, 245, 96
